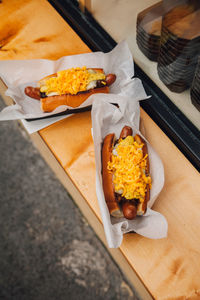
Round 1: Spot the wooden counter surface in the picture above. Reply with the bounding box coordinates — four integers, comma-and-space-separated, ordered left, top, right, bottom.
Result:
1, 1, 200, 299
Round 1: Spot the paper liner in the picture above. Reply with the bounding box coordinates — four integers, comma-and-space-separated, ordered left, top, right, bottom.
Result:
91, 94, 167, 248
0, 41, 137, 123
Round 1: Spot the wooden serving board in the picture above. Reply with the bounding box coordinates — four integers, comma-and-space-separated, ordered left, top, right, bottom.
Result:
1, 0, 200, 299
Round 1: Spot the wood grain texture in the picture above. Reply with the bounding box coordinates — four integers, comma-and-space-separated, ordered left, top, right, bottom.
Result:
39, 108, 200, 300
1, 0, 200, 299
0, 0, 90, 60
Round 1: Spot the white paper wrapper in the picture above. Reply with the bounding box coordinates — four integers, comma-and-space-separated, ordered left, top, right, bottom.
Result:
0, 41, 144, 133
91, 94, 167, 248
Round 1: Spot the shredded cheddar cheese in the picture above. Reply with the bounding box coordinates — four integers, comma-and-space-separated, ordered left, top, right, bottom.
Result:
39, 66, 106, 95
107, 136, 151, 201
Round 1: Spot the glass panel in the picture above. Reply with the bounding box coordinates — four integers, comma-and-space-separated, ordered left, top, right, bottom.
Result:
85, 0, 200, 130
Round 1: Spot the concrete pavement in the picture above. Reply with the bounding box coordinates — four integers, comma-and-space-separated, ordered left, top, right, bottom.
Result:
0, 96, 141, 300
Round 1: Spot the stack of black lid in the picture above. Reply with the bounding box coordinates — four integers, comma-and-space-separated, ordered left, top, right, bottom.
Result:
191, 57, 200, 111
157, 5, 200, 93
136, 1, 163, 62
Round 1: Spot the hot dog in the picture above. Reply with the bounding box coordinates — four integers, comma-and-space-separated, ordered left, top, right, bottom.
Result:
24, 67, 116, 112
102, 126, 151, 220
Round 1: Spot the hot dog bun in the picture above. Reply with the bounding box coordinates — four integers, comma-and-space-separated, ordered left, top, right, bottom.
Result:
134, 134, 150, 216
102, 126, 151, 220
102, 133, 124, 218
41, 86, 109, 112
25, 67, 116, 112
